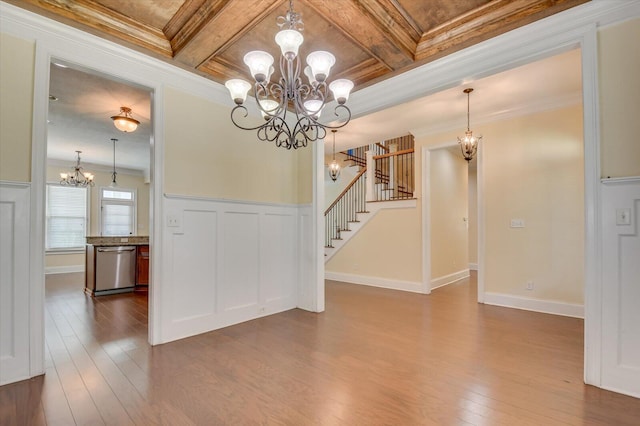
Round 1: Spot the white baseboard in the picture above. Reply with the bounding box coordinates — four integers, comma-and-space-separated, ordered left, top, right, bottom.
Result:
484, 292, 584, 318
469, 263, 478, 271
325, 271, 422, 293
431, 269, 470, 290
45, 265, 84, 275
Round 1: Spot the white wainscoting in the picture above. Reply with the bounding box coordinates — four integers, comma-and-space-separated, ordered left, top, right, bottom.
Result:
484, 292, 584, 318
601, 178, 640, 398
0, 182, 31, 385
159, 195, 301, 343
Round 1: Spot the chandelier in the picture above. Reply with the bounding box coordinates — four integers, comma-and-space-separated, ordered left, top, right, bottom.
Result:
60, 151, 94, 187
328, 130, 341, 181
111, 106, 139, 133
458, 88, 482, 161
224, 0, 354, 150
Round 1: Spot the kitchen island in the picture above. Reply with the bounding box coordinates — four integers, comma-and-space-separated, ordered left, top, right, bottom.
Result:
85, 236, 149, 296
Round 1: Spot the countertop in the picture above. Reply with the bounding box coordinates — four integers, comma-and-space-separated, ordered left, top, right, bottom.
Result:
86, 236, 149, 246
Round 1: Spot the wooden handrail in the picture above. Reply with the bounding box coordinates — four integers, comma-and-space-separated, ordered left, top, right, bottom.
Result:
324, 167, 367, 215
376, 142, 389, 152
372, 148, 414, 160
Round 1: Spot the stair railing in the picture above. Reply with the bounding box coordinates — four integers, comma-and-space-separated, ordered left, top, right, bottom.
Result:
369, 148, 415, 201
324, 168, 367, 248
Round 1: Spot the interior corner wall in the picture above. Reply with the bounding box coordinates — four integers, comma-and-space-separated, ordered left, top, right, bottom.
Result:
468, 167, 478, 265
163, 87, 300, 205
429, 147, 469, 280
0, 33, 34, 183
599, 18, 640, 179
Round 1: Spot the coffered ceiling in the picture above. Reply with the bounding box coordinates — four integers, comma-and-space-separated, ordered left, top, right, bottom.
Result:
7, 0, 588, 89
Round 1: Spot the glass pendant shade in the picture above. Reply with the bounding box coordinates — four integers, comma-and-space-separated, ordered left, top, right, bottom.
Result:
304, 99, 324, 119
329, 79, 354, 104
306, 51, 335, 82
275, 29, 304, 59
259, 99, 279, 120
225, 79, 252, 105
329, 160, 341, 181
111, 107, 139, 133
457, 88, 481, 162
304, 66, 317, 86
243, 51, 274, 82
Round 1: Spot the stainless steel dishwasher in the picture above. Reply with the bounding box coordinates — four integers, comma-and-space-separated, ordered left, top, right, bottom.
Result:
95, 246, 136, 294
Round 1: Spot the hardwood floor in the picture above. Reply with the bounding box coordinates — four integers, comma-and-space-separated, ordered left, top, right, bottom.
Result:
1, 272, 639, 425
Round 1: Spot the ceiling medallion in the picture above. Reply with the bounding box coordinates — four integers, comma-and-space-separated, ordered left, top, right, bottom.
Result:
224, 0, 354, 150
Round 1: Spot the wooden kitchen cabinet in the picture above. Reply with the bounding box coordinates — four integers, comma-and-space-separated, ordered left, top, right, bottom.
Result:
136, 245, 149, 286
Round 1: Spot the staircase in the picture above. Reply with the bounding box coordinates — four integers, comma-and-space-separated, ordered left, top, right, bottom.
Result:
325, 136, 416, 261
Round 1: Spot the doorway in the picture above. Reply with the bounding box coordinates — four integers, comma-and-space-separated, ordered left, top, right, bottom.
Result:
44, 59, 154, 347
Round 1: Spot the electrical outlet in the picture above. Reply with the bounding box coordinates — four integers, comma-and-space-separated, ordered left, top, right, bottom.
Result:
526, 281, 534, 291
167, 215, 180, 227
510, 219, 525, 228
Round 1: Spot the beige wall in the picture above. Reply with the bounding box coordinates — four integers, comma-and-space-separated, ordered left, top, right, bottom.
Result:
599, 18, 640, 178
163, 87, 302, 204
327, 104, 584, 305
483, 106, 584, 303
325, 207, 423, 282
0, 33, 34, 182
468, 167, 478, 265
430, 147, 468, 279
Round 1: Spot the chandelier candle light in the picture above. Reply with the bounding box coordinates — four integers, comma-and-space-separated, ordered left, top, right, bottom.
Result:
329, 129, 341, 181
458, 88, 482, 162
111, 106, 139, 133
60, 151, 94, 187
225, 0, 354, 150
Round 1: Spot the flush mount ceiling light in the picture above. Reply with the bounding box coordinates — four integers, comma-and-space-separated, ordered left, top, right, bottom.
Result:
225, 0, 354, 150
111, 106, 140, 133
328, 130, 341, 182
60, 151, 94, 187
458, 88, 482, 162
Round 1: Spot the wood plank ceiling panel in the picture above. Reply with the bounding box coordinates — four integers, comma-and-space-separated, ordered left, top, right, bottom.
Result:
4, 0, 591, 91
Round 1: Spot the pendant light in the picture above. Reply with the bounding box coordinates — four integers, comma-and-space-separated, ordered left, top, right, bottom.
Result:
60, 150, 94, 187
109, 138, 118, 188
328, 129, 341, 182
458, 88, 482, 162
111, 106, 139, 133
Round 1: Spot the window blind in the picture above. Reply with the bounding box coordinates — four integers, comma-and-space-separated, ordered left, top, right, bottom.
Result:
46, 184, 88, 250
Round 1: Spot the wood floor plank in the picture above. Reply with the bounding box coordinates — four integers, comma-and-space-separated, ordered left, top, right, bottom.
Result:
3, 272, 640, 425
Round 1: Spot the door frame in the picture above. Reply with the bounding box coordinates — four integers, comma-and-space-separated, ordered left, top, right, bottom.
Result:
421, 141, 484, 299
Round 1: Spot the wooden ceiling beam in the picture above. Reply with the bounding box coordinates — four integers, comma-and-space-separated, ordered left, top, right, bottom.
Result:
304, 0, 413, 72
357, 0, 422, 60
8, 0, 172, 57
415, 0, 589, 62
170, 0, 283, 68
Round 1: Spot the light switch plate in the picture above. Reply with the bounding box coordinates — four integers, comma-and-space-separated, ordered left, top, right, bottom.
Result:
510, 219, 525, 228
616, 208, 631, 225
167, 215, 180, 227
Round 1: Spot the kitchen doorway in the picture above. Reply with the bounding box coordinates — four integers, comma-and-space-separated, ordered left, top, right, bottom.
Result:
44, 59, 153, 351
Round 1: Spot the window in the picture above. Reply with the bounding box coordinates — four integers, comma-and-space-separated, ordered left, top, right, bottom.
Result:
46, 184, 88, 250
100, 187, 136, 236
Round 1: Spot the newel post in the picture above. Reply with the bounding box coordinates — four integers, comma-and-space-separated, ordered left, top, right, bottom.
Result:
366, 150, 374, 201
